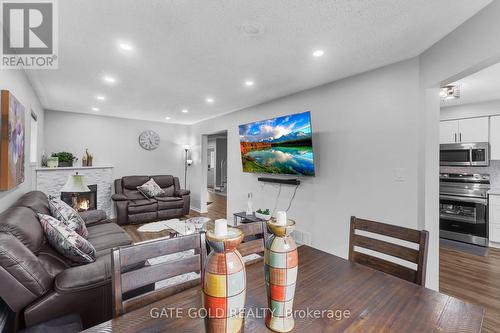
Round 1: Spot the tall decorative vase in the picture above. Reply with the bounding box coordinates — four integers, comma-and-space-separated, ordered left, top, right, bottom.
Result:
265, 219, 298, 332
203, 227, 246, 333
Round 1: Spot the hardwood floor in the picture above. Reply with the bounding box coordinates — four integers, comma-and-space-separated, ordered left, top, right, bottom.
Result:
440, 244, 500, 333
122, 191, 226, 243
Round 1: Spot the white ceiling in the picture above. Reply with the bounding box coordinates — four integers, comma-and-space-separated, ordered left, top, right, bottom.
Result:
441, 62, 500, 108
26, 0, 491, 124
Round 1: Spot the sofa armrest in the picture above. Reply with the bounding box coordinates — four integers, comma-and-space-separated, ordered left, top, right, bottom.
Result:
111, 194, 128, 201
79, 210, 109, 227
54, 257, 110, 293
175, 189, 190, 197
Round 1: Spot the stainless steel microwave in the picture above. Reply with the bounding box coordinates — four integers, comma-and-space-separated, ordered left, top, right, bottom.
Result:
440, 142, 489, 167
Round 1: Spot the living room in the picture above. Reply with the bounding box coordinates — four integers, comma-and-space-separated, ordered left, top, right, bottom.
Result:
1, 1, 500, 332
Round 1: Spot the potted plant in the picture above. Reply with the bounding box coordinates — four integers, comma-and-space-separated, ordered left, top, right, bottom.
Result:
255, 208, 272, 221
51, 152, 77, 167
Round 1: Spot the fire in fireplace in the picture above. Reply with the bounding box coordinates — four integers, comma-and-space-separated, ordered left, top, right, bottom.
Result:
61, 184, 97, 212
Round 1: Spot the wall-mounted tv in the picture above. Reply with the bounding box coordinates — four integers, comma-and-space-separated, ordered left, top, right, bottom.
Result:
239, 111, 315, 176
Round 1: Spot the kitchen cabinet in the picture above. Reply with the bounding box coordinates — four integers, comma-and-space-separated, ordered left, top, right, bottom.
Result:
439, 117, 489, 144
440, 120, 459, 144
459, 117, 489, 143
490, 115, 500, 160
489, 194, 500, 244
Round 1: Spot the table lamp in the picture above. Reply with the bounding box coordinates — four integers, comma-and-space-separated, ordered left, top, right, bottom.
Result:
61, 172, 91, 209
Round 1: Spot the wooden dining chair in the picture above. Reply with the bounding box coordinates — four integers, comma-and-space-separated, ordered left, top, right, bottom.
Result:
349, 216, 429, 286
235, 221, 268, 266
111, 233, 207, 317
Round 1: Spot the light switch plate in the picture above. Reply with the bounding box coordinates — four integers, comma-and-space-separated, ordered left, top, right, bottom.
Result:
394, 168, 405, 182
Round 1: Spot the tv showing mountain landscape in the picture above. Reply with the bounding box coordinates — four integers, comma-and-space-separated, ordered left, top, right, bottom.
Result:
239, 111, 315, 176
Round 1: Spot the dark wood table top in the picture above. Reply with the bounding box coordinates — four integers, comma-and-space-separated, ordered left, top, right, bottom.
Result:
82, 246, 484, 333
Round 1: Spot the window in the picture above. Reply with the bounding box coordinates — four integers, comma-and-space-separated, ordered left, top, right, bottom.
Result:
30, 110, 38, 163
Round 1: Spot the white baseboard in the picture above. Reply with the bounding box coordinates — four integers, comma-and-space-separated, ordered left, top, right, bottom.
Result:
190, 206, 202, 213
489, 241, 500, 249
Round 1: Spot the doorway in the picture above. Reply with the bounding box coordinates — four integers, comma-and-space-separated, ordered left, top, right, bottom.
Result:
201, 131, 228, 219
437, 61, 500, 332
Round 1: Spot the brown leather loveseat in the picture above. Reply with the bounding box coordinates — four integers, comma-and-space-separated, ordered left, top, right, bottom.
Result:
0, 191, 133, 329
112, 175, 190, 225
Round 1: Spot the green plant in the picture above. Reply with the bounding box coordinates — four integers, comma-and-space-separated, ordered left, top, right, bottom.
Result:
257, 208, 270, 215
51, 152, 76, 163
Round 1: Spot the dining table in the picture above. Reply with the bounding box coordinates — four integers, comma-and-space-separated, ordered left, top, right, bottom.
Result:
82, 245, 484, 332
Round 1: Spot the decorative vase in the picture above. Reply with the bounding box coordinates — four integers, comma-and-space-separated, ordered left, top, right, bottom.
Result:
203, 227, 246, 333
265, 219, 298, 333
47, 156, 58, 168
246, 192, 253, 215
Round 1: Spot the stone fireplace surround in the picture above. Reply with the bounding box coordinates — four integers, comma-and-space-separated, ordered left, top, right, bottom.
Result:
35, 166, 114, 217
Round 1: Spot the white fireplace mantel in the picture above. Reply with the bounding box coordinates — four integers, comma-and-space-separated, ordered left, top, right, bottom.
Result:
35, 165, 115, 217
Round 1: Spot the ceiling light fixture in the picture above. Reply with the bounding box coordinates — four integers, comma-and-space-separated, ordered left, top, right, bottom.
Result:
206, 97, 215, 104
240, 22, 265, 37
102, 75, 116, 84
119, 42, 133, 51
244, 80, 255, 87
313, 49, 325, 57
96, 95, 106, 101
165, 116, 171, 120
440, 85, 460, 100
91, 107, 100, 111
181, 109, 189, 113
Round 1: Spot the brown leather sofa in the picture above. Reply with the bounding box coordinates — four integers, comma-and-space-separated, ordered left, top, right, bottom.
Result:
112, 175, 190, 225
0, 191, 133, 329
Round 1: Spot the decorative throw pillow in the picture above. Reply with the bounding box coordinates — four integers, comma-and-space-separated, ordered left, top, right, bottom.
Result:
137, 178, 165, 198
37, 213, 96, 264
48, 195, 89, 238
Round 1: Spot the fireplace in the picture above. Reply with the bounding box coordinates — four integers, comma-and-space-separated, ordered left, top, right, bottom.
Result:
61, 184, 97, 212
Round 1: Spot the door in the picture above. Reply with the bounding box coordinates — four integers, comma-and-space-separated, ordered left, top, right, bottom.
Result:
458, 117, 489, 143
207, 148, 215, 188
440, 120, 458, 144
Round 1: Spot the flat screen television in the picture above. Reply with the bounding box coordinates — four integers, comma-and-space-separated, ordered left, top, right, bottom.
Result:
239, 111, 315, 176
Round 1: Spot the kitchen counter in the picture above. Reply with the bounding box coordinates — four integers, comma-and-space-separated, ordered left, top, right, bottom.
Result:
488, 188, 500, 195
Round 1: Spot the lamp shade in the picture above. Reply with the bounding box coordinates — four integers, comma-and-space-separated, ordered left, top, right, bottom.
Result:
61, 173, 91, 193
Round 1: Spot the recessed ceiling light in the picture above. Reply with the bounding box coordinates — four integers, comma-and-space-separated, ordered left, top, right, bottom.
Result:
91, 107, 99, 111
313, 49, 325, 57
244, 80, 254, 87
181, 109, 189, 113
96, 95, 106, 101
102, 75, 116, 84
206, 97, 215, 104
165, 116, 171, 120
119, 42, 133, 51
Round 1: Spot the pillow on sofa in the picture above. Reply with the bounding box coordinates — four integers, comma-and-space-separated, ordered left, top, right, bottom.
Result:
48, 195, 88, 238
137, 178, 165, 198
37, 213, 96, 264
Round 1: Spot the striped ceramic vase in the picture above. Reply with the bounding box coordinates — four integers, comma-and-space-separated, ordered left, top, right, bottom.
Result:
265, 219, 298, 332
203, 227, 246, 333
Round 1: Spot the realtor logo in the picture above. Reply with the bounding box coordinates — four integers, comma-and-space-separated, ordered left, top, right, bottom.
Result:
1, 0, 58, 69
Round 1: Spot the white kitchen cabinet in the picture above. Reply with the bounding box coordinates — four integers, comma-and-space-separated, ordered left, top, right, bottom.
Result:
490, 116, 500, 160
489, 194, 500, 244
458, 117, 489, 143
439, 120, 458, 144
439, 117, 489, 144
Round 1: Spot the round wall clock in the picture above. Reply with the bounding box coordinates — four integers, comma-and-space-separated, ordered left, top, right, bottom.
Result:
138, 130, 160, 150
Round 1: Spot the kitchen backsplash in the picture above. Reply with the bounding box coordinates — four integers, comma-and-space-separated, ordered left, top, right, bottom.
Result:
441, 160, 500, 188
